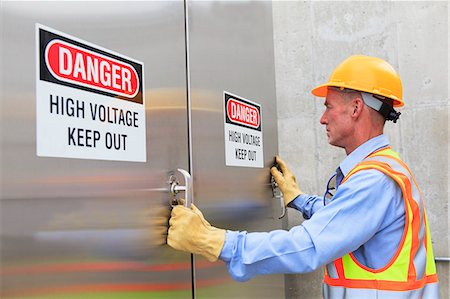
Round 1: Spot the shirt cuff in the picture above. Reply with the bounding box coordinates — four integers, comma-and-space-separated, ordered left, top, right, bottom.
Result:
219, 230, 240, 262
289, 194, 321, 219
287, 194, 309, 211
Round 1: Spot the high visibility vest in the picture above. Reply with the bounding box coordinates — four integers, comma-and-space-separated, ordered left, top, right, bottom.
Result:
323, 147, 439, 299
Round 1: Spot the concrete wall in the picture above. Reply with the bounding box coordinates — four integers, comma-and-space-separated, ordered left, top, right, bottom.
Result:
272, 1, 449, 298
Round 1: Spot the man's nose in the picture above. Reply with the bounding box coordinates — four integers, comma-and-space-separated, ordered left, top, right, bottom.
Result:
320, 112, 327, 125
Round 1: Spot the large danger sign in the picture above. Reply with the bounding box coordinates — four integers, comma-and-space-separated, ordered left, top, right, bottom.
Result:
35, 24, 146, 162
224, 91, 263, 168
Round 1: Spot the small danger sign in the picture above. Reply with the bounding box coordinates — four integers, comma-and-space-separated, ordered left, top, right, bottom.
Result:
224, 91, 263, 168
35, 24, 146, 162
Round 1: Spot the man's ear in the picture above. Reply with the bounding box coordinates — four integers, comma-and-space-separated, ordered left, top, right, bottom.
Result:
352, 97, 364, 118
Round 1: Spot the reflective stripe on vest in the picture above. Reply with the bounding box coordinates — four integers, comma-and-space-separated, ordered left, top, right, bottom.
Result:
323, 148, 439, 299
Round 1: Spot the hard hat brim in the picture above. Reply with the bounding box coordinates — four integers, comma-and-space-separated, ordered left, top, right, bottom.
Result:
311, 84, 329, 97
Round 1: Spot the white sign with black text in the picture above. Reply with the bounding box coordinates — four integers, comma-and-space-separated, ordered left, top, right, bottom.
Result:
35, 24, 146, 162
224, 91, 263, 168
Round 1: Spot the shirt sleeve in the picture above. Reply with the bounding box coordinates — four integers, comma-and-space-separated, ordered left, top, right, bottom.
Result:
219, 169, 400, 282
288, 194, 324, 219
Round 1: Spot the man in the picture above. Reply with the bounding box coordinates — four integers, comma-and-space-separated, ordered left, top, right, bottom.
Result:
167, 55, 439, 298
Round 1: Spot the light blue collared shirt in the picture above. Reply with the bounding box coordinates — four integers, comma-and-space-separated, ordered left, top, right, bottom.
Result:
219, 134, 405, 282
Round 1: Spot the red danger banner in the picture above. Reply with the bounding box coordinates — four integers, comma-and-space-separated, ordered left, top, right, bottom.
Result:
38, 27, 143, 104
224, 92, 261, 131
226, 97, 260, 129
45, 40, 139, 99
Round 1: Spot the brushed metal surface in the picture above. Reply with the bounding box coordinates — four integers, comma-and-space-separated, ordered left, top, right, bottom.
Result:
187, 1, 284, 298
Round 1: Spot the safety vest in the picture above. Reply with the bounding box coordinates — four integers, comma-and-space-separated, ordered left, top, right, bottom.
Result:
323, 147, 439, 299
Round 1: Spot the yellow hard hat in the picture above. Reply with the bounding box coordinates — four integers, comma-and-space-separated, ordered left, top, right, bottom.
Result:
311, 55, 404, 107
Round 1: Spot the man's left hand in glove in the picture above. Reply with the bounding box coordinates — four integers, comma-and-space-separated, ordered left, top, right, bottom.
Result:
167, 203, 225, 262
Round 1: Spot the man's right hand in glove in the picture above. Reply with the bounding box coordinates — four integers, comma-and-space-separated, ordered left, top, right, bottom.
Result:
167, 203, 225, 262
270, 156, 303, 206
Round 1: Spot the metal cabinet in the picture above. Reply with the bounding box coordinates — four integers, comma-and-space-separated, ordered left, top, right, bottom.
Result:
0, 1, 282, 298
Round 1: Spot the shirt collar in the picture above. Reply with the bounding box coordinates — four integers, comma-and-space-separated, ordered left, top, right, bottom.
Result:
338, 134, 390, 177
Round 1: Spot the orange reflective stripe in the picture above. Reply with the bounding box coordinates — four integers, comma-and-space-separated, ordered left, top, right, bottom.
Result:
324, 274, 438, 291
409, 196, 421, 280
369, 150, 425, 206
373, 152, 427, 217
334, 258, 345, 278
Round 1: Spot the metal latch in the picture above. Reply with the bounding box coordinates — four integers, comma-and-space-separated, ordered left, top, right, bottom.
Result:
169, 168, 193, 207
271, 176, 286, 219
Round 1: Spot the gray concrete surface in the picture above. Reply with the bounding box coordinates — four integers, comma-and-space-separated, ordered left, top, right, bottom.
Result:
272, 1, 449, 298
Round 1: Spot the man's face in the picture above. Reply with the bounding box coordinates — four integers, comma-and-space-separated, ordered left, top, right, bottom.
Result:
319, 89, 355, 149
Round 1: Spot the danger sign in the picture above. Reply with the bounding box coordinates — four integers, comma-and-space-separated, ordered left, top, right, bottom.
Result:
36, 24, 146, 162
224, 91, 263, 168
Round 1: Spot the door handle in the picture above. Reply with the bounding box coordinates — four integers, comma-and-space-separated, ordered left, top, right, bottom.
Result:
271, 176, 286, 219
169, 168, 193, 207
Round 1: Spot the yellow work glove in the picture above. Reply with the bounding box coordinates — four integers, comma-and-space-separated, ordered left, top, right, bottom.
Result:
147, 205, 170, 247
270, 156, 303, 206
167, 203, 225, 262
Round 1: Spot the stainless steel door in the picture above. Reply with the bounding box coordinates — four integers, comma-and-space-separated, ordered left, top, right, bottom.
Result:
1, 1, 283, 298
1, 2, 192, 298
187, 1, 284, 298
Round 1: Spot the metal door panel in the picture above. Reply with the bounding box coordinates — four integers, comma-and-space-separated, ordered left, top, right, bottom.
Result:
1, 2, 192, 298
187, 1, 284, 298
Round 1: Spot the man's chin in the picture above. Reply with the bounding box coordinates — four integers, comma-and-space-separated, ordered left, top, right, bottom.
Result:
327, 138, 343, 148
327, 136, 334, 145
